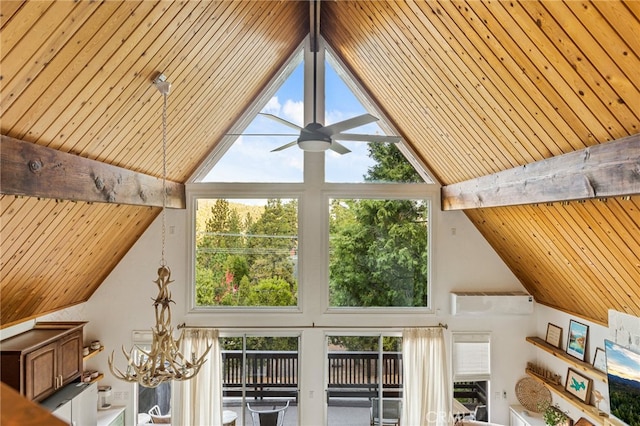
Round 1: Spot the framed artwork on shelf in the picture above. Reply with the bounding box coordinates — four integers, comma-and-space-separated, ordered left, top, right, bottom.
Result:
592, 347, 606, 372
567, 319, 589, 361
546, 323, 563, 348
565, 368, 593, 403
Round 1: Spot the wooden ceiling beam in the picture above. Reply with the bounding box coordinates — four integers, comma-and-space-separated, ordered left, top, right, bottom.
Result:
442, 133, 640, 210
0, 135, 185, 209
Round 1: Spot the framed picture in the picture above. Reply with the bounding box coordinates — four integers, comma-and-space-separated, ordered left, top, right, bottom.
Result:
565, 368, 593, 403
546, 323, 563, 348
574, 418, 594, 426
592, 347, 606, 372
566, 319, 589, 361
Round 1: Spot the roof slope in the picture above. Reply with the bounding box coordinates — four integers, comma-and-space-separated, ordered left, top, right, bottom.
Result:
1, 1, 638, 326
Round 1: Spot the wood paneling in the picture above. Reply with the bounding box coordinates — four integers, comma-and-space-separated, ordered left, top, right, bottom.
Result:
0, 0, 308, 326
322, 0, 639, 324
0, 0, 638, 326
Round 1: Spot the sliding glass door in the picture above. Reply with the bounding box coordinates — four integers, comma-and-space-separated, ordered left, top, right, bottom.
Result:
221, 334, 299, 426
326, 334, 403, 426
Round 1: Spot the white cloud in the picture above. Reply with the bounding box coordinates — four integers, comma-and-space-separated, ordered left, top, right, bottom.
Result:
282, 99, 304, 126
262, 96, 281, 115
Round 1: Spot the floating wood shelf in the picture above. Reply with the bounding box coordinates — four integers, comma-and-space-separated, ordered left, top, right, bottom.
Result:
88, 373, 104, 384
525, 370, 607, 425
83, 346, 104, 362
526, 336, 607, 383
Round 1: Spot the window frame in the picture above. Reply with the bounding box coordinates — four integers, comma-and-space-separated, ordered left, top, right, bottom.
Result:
187, 182, 436, 315
323, 184, 434, 313
187, 183, 305, 313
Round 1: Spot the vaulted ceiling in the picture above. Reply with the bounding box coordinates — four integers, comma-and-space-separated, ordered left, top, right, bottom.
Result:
1, 1, 638, 327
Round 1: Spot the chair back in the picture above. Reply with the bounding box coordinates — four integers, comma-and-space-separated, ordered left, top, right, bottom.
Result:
371, 398, 402, 426
247, 400, 290, 426
473, 405, 488, 422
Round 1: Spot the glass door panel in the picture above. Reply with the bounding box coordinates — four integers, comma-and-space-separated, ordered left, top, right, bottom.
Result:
326, 335, 402, 426
221, 335, 299, 426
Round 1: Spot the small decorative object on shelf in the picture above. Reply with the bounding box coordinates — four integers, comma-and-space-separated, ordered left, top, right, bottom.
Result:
591, 348, 606, 373
590, 390, 604, 412
567, 320, 589, 362
546, 323, 563, 348
527, 362, 562, 385
565, 368, 593, 404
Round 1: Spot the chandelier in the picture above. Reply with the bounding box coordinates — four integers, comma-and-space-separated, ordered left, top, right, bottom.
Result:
108, 74, 211, 388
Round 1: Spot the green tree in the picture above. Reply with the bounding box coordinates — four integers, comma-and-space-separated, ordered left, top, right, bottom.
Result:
329, 144, 428, 307
196, 199, 245, 305
246, 199, 298, 289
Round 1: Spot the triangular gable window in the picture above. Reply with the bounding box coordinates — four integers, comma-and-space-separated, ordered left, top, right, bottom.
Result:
195, 39, 432, 184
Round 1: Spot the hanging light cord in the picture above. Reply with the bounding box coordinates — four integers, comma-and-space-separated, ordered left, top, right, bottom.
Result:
161, 90, 168, 267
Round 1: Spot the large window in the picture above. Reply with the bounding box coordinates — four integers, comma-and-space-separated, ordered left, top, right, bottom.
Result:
329, 198, 429, 308
189, 40, 435, 312
194, 198, 298, 307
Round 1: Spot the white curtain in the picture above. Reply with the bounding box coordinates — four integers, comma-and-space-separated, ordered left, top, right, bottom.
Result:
179, 328, 222, 426
401, 327, 453, 426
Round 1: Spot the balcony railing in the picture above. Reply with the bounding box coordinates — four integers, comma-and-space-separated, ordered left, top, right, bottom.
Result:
222, 350, 403, 400
222, 350, 486, 405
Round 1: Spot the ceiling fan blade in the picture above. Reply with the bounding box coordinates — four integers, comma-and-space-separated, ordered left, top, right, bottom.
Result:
271, 140, 299, 152
329, 141, 351, 155
320, 113, 378, 135
226, 133, 299, 136
333, 133, 402, 143
259, 113, 303, 131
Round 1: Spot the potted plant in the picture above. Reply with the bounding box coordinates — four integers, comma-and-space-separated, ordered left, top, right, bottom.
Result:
541, 403, 569, 426
537, 401, 569, 426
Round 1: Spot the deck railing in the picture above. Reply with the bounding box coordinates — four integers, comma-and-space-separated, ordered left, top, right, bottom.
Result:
222, 350, 403, 399
222, 350, 485, 403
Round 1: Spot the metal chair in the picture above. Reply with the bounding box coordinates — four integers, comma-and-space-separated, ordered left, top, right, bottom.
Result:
370, 397, 402, 426
247, 400, 290, 426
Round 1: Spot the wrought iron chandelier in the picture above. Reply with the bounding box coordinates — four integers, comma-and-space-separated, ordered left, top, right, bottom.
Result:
108, 74, 211, 388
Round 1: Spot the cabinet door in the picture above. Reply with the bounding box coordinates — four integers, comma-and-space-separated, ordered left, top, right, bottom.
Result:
52, 400, 72, 423
25, 342, 57, 402
510, 410, 527, 426
58, 331, 82, 386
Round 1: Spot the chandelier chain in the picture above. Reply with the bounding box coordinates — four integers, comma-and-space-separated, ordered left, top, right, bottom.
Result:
161, 90, 167, 267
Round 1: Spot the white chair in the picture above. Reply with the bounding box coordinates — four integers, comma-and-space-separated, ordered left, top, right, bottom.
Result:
148, 405, 171, 424
370, 397, 402, 426
247, 400, 290, 426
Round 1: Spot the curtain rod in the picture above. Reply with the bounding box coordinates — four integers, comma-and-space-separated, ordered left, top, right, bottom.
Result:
177, 322, 448, 330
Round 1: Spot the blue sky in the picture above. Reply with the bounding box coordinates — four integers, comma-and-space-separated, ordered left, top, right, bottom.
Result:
203, 59, 388, 182
605, 340, 640, 382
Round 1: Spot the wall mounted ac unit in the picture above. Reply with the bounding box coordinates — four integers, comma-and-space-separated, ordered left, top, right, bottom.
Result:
451, 291, 534, 315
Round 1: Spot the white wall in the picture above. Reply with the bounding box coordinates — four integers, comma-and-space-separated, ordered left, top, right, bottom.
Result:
4, 205, 537, 425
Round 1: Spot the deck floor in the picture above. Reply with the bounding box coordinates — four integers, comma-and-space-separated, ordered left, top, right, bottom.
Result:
224, 399, 372, 426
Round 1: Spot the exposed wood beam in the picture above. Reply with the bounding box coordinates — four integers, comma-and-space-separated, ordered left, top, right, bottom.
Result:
0, 135, 185, 208
442, 133, 640, 210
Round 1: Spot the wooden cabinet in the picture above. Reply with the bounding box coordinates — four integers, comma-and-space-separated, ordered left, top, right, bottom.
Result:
0, 322, 85, 402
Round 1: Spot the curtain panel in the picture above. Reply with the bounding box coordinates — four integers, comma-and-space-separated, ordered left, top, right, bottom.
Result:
179, 328, 222, 426
402, 327, 453, 426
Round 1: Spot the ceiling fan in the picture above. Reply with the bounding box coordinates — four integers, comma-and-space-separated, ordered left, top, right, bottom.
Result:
235, 1, 401, 155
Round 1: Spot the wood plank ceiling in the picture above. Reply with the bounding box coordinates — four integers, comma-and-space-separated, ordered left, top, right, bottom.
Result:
1, 1, 638, 327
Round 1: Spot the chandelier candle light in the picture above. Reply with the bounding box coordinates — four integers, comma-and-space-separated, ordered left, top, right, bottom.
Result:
108, 74, 211, 388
